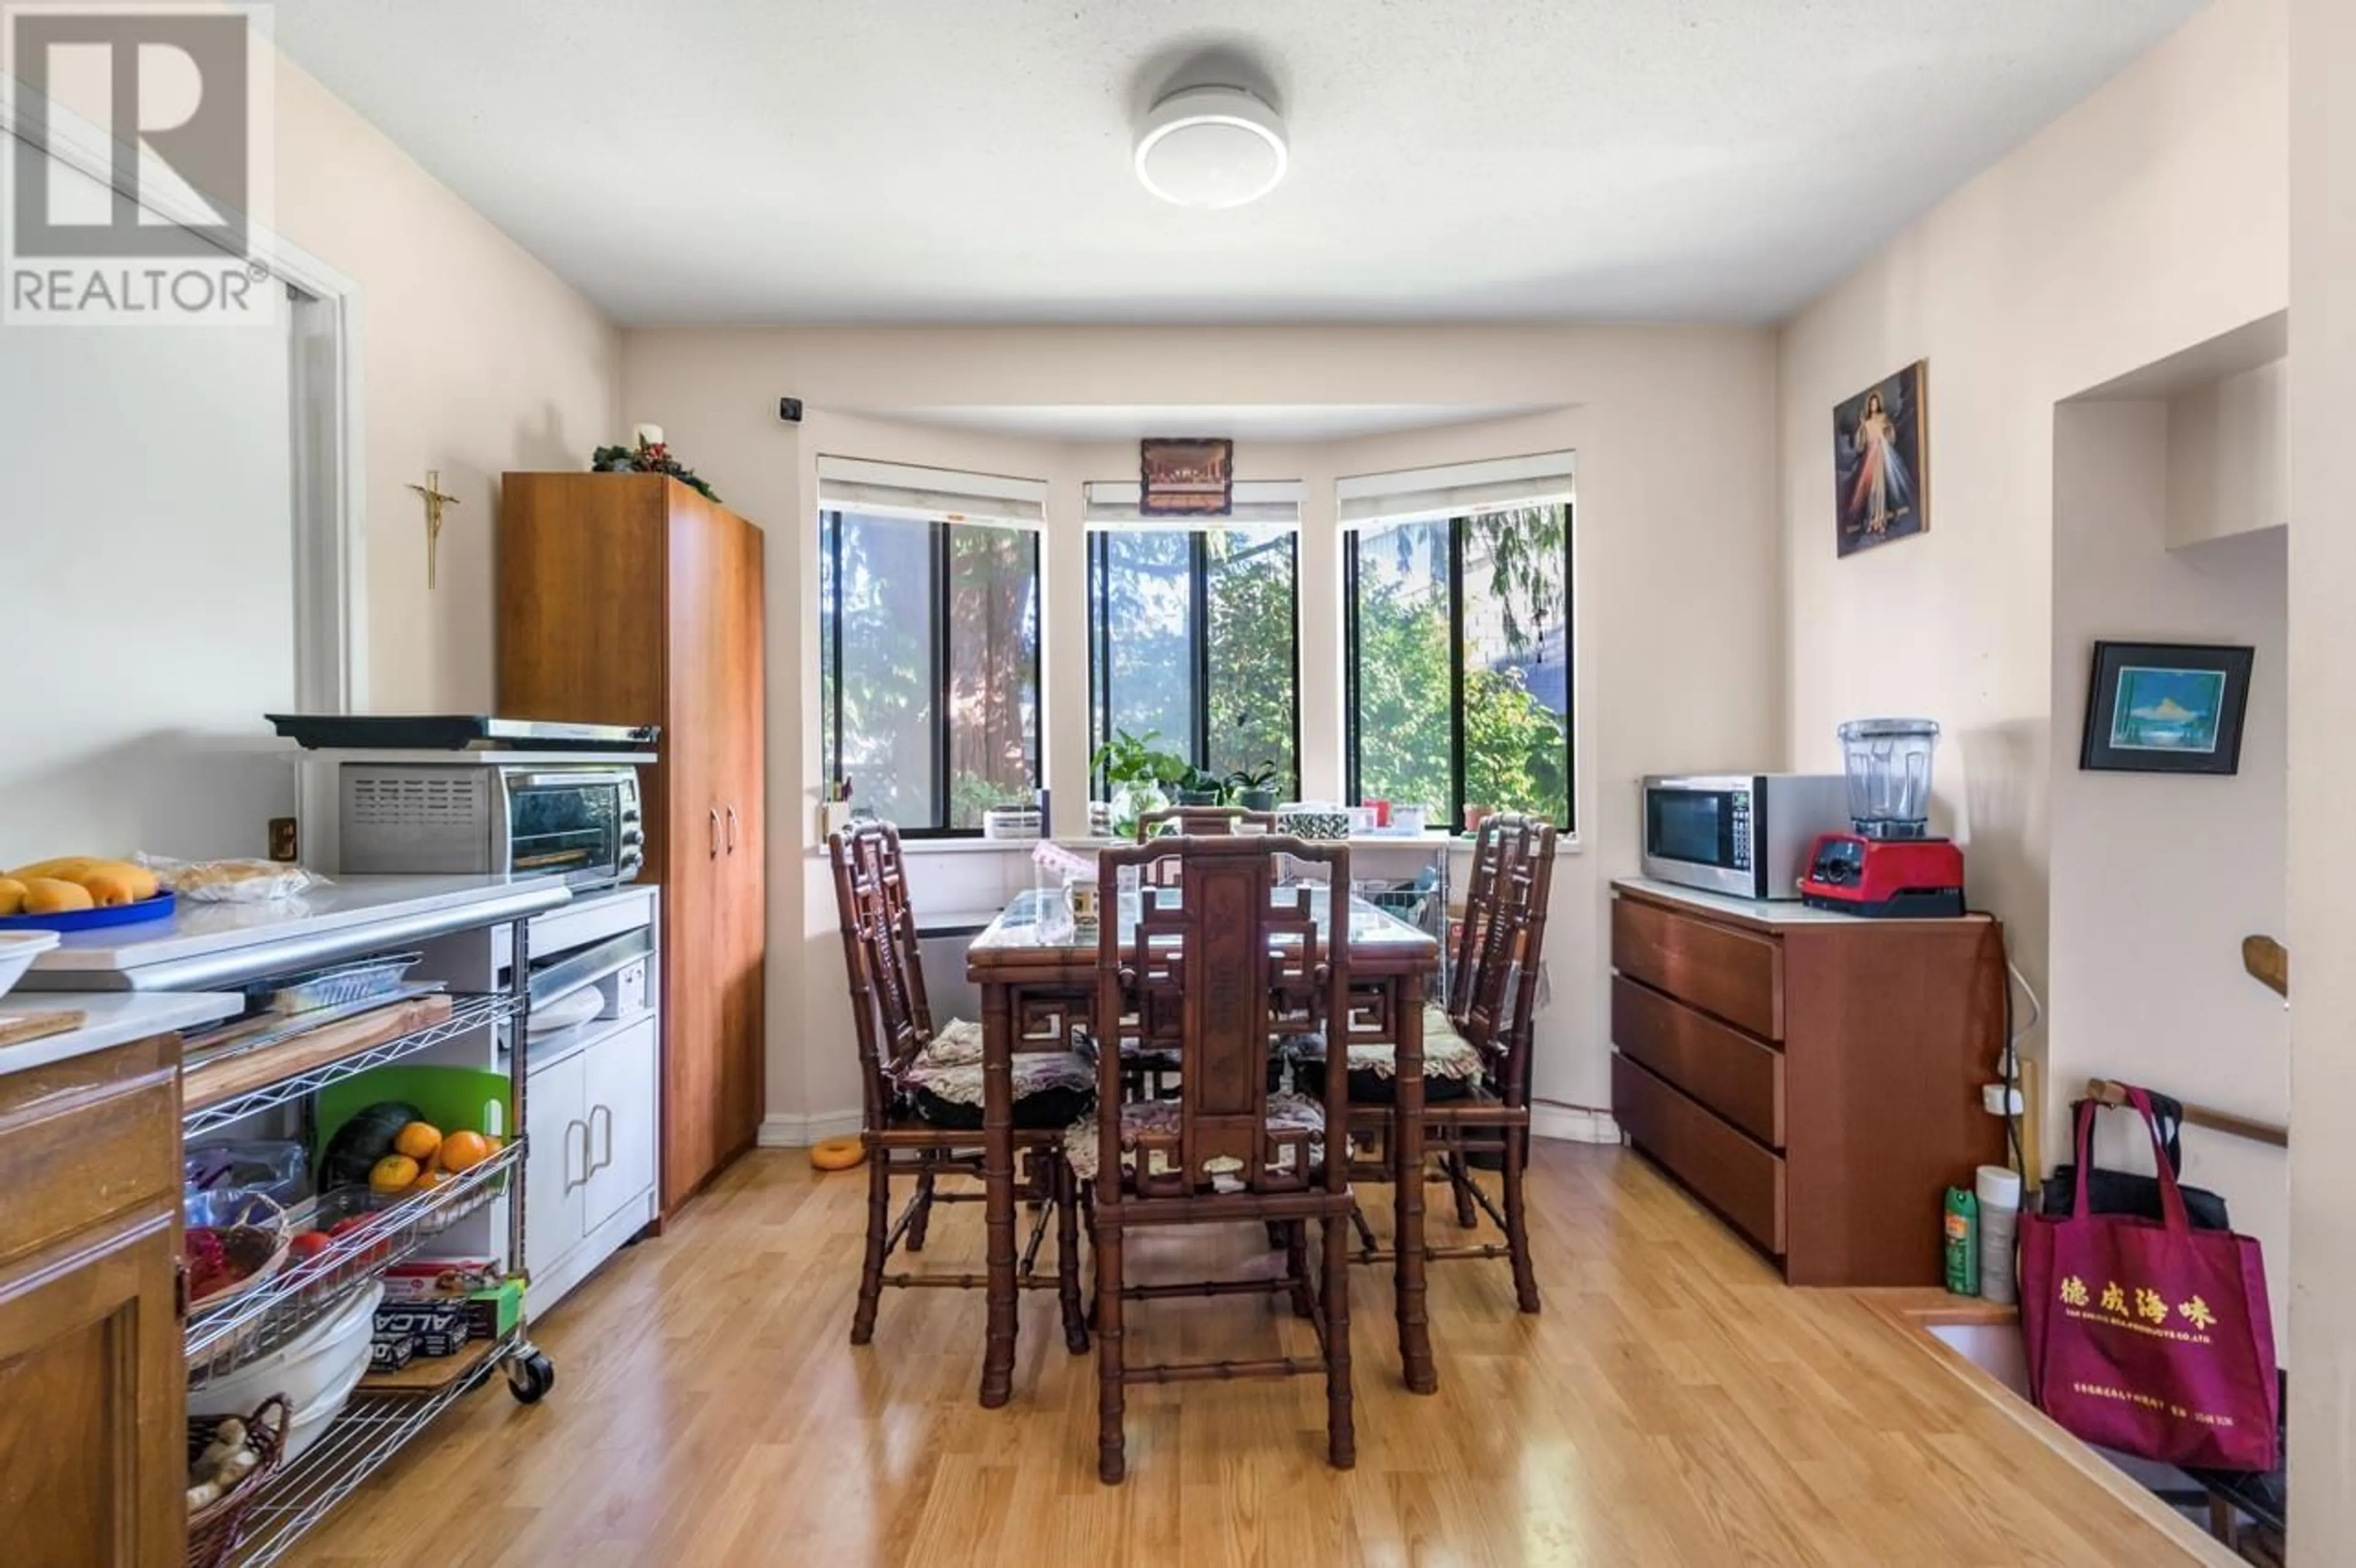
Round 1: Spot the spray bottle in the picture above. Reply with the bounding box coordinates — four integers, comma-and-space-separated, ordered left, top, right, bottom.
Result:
1943, 1186, 1980, 1296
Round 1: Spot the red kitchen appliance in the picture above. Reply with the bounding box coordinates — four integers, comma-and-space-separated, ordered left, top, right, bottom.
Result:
1799, 832, 1965, 917
1799, 718, 1967, 917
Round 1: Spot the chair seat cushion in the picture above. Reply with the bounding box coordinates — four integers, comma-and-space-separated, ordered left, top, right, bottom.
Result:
1064, 1091, 1326, 1189
1290, 1004, 1485, 1105
902, 1028, 1095, 1131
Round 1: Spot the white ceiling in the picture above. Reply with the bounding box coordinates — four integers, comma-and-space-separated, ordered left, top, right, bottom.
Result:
879, 404, 1555, 443
272, 0, 2207, 326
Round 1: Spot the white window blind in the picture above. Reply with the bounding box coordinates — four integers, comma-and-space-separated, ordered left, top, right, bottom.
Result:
1084, 479, 1304, 528
1336, 451, 1576, 526
817, 454, 1048, 528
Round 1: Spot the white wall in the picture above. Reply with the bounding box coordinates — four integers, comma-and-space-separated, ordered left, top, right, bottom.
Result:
2166, 359, 2290, 547
622, 325, 1780, 1135
2049, 395, 2288, 1341
275, 60, 622, 712
0, 56, 620, 866
1779, 0, 2287, 1117
0, 311, 295, 865
2286, 0, 2356, 1554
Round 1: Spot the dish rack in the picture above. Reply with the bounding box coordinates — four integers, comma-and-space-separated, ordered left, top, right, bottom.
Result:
179, 913, 553, 1568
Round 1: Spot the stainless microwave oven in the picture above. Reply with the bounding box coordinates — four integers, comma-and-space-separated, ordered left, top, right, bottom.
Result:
336, 759, 645, 889
1640, 774, 1848, 901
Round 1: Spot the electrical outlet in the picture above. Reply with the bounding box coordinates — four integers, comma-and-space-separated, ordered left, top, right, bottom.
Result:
268, 817, 298, 862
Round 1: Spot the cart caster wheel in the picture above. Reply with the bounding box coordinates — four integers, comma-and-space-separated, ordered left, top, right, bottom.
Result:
507, 1352, 556, 1404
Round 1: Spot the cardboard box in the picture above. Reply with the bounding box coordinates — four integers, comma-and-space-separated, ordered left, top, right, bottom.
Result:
466, 1278, 524, 1340
375, 1299, 471, 1355
369, 1335, 416, 1374
380, 1258, 498, 1304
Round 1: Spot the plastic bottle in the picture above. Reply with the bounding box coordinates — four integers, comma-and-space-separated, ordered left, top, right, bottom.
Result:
1976, 1164, 2023, 1305
1944, 1186, 1980, 1296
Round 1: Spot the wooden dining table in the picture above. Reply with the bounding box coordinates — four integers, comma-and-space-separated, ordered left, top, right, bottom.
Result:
966, 883, 1443, 1407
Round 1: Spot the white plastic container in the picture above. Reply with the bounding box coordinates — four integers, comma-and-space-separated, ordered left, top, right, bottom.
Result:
0, 930, 60, 995
278, 1334, 372, 1461
1976, 1164, 2024, 1306
189, 1282, 383, 1422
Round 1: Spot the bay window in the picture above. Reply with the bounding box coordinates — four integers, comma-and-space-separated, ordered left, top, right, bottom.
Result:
1085, 482, 1302, 797
1344, 483, 1573, 831
817, 458, 1045, 835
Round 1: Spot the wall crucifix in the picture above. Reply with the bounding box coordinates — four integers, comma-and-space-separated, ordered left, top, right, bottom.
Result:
407, 469, 461, 589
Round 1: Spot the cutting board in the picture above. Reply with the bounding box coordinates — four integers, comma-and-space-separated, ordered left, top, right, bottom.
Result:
0, 1011, 85, 1049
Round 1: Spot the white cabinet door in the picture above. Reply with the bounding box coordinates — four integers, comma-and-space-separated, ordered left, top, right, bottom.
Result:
583, 1017, 659, 1236
525, 1049, 588, 1266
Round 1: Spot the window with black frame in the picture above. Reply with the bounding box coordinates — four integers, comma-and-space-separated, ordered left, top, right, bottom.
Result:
1085, 484, 1302, 801
819, 506, 1041, 835
1345, 501, 1572, 831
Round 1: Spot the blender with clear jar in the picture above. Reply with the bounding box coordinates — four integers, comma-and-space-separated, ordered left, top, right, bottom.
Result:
1798, 718, 1968, 917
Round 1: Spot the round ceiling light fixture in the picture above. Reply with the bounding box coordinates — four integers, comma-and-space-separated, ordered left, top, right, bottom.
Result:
1134, 86, 1287, 209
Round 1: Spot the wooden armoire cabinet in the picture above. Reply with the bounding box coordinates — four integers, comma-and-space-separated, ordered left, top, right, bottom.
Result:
499, 473, 767, 1214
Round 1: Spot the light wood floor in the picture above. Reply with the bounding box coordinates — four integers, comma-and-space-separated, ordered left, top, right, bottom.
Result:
287, 1143, 2211, 1567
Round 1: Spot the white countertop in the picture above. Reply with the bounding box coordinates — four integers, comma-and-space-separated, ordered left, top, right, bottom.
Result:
21, 875, 572, 989
0, 991, 242, 1074
1612, 876, 1988, 928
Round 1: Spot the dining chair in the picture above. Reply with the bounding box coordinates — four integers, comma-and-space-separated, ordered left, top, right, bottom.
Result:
1080, 835, 1359, 1483
828, 820, 1092, 1355
1335, 813, 1557, 1313
1133, 805, 1279, 839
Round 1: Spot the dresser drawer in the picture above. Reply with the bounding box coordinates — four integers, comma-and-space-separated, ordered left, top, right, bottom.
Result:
1612, 975, 1784, 1147
1612, 894, 1783, 1040
1612, 1051, 1785, 1257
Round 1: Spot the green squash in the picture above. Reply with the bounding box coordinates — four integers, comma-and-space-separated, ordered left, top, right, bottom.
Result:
319, 1099, 426, 1191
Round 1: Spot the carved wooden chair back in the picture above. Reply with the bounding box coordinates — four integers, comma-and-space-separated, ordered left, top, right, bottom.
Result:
1448, 814, 1557, 1107
828, 820, 937, 1120
1094, 836, 1352, 1200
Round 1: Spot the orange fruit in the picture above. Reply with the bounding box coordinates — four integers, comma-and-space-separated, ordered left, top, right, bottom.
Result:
393, 1121, 443, 1163
369, 1154, 420, 1193
437, 1130, 493, 1173
410, 1169, 452, 1192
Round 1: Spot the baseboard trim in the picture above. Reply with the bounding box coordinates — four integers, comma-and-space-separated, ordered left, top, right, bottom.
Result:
1532, 1104, 1622, 1145
758, 1110, 864, 1148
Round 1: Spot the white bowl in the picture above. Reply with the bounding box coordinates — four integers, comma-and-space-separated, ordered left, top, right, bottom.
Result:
0, 930, 60, 996
279, 1334, 372, 1461
190, 1282, 384, 1420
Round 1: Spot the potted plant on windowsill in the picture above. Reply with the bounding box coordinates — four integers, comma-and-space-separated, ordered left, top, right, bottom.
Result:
1090, 729, 1189, 837
1174, 765, 1230, 807
1226, 763, 1280, 813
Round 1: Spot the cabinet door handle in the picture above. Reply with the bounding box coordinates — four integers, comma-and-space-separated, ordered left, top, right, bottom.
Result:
726, 804, 738, 855
709, 807, 721, 858
590, 1102, 614, 1176
564, 1117, 589, 1191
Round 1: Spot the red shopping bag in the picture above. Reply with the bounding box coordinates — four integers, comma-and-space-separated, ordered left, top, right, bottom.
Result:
2019, 1086, 2279, 1471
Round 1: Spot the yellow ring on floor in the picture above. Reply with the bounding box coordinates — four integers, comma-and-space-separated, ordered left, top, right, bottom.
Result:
809, 1136, 865, 1171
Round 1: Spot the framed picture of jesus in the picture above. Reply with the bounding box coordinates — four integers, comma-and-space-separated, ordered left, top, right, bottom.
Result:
1833, 360, 1929, 557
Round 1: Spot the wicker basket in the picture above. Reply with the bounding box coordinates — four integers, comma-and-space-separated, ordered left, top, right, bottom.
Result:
185, 1394, 290, 1568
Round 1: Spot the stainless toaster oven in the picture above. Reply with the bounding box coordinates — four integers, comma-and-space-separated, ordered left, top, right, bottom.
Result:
336, 761, 644, 889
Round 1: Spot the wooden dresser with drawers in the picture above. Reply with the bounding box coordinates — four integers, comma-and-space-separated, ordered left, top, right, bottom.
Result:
1609, 878, 2008, 1286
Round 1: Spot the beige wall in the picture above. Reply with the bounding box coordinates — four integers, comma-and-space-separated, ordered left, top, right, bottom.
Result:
622, 326, 1779, 1134
2049, 396, 2287, 1341
275, 61, 622, 710
1778, 0, 2287, 1099
2287, 0, 2355, 1554
2166, 359, 2290, 547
